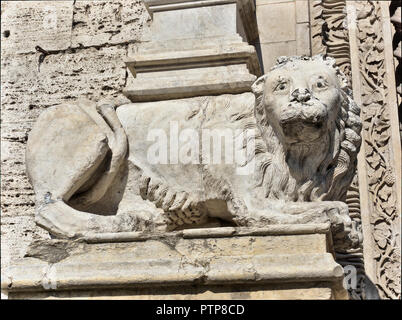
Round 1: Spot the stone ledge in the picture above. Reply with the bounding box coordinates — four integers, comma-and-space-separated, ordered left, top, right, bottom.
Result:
5, 282, 339, 300
1, 225, 348, 299
123, 76, 256, 102
146, 0, 242, 12
82, 223, 331, 243
124, 42, 261, 101
126, 43, 260, 75
2, 253, 342, 291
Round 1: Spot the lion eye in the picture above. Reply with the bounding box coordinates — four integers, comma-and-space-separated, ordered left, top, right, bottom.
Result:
275, 82, 288, 91
314, 78, 328, 89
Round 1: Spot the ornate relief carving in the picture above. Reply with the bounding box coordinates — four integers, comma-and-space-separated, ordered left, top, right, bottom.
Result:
310, 0, 351, 80
310, 0, 366, 299
389, 0, 401, 142
340, 173, 366, 299
310, 0, 326, 55
354, 0, 401, 299
310, 0, 360, 220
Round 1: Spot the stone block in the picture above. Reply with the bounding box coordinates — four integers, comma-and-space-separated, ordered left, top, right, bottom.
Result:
124, 43, 260, 101
296, 0, 310, 23
259, 41, 297, 71
296, 22, 311, 55
144, 0, 258, 44
1, 46, 129, 124
1, 1, 74, 55
149, 3, 238, 42
1, 215, 50, 281
71, 0, 151, 48
256, 1, 296, 43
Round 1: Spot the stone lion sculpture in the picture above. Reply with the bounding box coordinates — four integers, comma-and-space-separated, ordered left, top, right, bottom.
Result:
26, 55, 362, 249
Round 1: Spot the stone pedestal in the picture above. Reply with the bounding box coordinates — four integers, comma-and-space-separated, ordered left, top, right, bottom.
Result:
1, 224, 349, 299
123, 0, 261, 101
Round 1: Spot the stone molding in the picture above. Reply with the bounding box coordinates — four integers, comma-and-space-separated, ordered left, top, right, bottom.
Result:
2, 224, 348, 299
124, 43, 260, 101
83, 223, 332, 243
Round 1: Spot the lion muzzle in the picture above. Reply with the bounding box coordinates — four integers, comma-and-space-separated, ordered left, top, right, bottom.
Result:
279, 100, 328, 143
290, 88, 312, 103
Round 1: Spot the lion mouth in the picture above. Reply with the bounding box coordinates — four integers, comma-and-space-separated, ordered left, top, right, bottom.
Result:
281, 121, 324, 144
279, 103, 327, 143
280, 116, 324, 127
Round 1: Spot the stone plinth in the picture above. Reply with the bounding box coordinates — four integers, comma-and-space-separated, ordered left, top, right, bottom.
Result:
123, 0, 261, 101
1, 224, 349, 299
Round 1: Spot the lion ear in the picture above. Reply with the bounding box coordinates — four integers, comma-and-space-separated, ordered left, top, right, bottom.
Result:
251, 75, 267, 97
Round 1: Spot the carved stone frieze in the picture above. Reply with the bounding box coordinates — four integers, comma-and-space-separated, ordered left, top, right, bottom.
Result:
311, 0, 401, 300
310, 0, 365, 299
347, 0, 401, 299
389, 0, 401, 141
310, 0, 351, 81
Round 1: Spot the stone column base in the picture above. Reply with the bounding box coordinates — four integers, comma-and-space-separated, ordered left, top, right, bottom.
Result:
123, 0, 261, 102
1, 224, 349, 299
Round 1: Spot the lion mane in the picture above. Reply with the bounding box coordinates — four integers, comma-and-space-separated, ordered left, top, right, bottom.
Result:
247, 55, 362, 203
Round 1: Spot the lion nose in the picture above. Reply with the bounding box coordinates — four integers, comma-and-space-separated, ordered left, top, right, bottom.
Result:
291, 88, 311, 103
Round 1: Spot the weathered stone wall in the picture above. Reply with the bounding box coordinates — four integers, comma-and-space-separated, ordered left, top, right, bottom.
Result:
0, 0, 151, 274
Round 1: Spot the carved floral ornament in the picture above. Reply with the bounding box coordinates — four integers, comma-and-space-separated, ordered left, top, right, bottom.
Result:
354, 1, 400, 299
310, 0, 400, 299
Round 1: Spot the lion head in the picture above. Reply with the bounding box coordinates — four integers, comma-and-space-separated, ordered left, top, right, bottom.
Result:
251, 55, 362, 202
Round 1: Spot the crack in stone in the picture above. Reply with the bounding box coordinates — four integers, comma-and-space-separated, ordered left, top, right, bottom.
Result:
35, 40, 139, 72
158, 234, 213, 284
41, 263, 57, 290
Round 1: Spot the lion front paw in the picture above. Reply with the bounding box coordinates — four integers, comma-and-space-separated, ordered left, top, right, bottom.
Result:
320, 201, 362, 250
